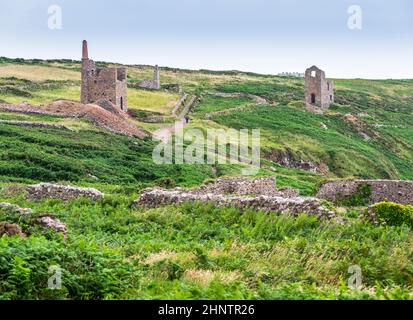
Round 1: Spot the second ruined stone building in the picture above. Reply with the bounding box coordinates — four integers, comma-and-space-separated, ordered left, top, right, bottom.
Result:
138, 65, 161, 90
81, 40, 128, 111
304, 66, 334, 109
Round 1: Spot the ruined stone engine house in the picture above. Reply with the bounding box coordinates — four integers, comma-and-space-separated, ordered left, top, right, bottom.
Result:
304, 65, 334, 109
81, 40, 128, 111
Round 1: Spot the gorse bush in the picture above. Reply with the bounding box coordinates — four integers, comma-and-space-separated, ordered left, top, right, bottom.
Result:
370, 202, 413, 228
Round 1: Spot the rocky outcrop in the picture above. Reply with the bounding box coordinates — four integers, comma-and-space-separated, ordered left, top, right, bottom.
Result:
134, 188, 338, 221
264, 148, 327, 174
35, 215, 68, 239
0, 202, 67, 238
0, 222, 25, 237
26, 183, 104, 201
0, 202, 33, 215
317, 180, 413, 205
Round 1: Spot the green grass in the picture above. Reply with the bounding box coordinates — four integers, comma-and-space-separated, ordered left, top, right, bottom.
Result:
0, 122, 219, 187
0, 197, 412, 300
127, 88, 179, 114
194, 95, 253, 115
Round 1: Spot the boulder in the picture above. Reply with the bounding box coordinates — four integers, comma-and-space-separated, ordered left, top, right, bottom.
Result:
0, 222, 25, 237
0, 202, 33, 215
35, 215, 68, 239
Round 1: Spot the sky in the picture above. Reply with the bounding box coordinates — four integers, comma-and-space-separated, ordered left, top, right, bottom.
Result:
0, 0, 412, 79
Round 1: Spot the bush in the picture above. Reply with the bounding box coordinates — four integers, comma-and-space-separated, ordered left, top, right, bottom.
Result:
370, 202, 413, 228
339, 183, 372, 207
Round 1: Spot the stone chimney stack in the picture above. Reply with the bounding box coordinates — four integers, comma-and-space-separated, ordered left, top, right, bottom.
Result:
81, 40, 90, 104
82, 40, 89, 60
154, 65, 160, 89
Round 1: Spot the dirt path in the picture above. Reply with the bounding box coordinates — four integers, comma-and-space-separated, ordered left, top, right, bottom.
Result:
154, 95, 198, 143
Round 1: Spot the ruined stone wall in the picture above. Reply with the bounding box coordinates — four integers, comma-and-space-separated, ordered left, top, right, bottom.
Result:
81, 59, 97, 104
26, 183, 104, 201
138, 65, 161, 90
317, 180, 413, 205
198, 177, 298, 197
304, 66, 334, 109
134, 189, 338, 221
133, 177, 341, 220
87, 68, 117, 105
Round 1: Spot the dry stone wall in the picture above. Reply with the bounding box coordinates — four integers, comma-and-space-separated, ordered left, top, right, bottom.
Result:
135, 189, 338, 221
317, 180, 413, 205
197, 177, 298, 197
26, 183, 104, 201
134, 177, 339, 221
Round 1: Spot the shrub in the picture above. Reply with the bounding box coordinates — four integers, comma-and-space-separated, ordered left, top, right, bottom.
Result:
370, 202, 413, 228
339, 183, 372, 207
156, 177, 176, 189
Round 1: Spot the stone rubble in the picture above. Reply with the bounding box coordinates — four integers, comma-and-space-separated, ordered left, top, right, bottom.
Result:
26, 183, 104, 201
0, 202, 68, 238
35, 215, 68, 239
0, 202, 33, 215
0, 221, 26, 238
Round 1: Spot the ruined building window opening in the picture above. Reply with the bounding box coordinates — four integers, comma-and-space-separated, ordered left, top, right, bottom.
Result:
120, 97, 123, 110
327, 83, 330, 90
311, 93, 316, 104
330, 95, 333, 101
311, 70, 316, 77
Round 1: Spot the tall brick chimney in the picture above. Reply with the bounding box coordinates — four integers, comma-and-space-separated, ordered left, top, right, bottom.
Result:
81, 40, 89, 104
82, 40, 88, 60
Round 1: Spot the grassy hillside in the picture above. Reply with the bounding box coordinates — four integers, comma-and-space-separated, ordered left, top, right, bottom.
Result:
2, 57, 412, 182
0, 57, 412, 300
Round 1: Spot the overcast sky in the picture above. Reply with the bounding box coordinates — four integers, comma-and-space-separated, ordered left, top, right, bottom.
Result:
0, 0, 412, 78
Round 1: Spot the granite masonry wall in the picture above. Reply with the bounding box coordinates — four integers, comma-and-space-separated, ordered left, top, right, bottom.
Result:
138, 65, 161, 90
134, 177, 339, 221
26, 183, 104, 201
317, 180, 413, 205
